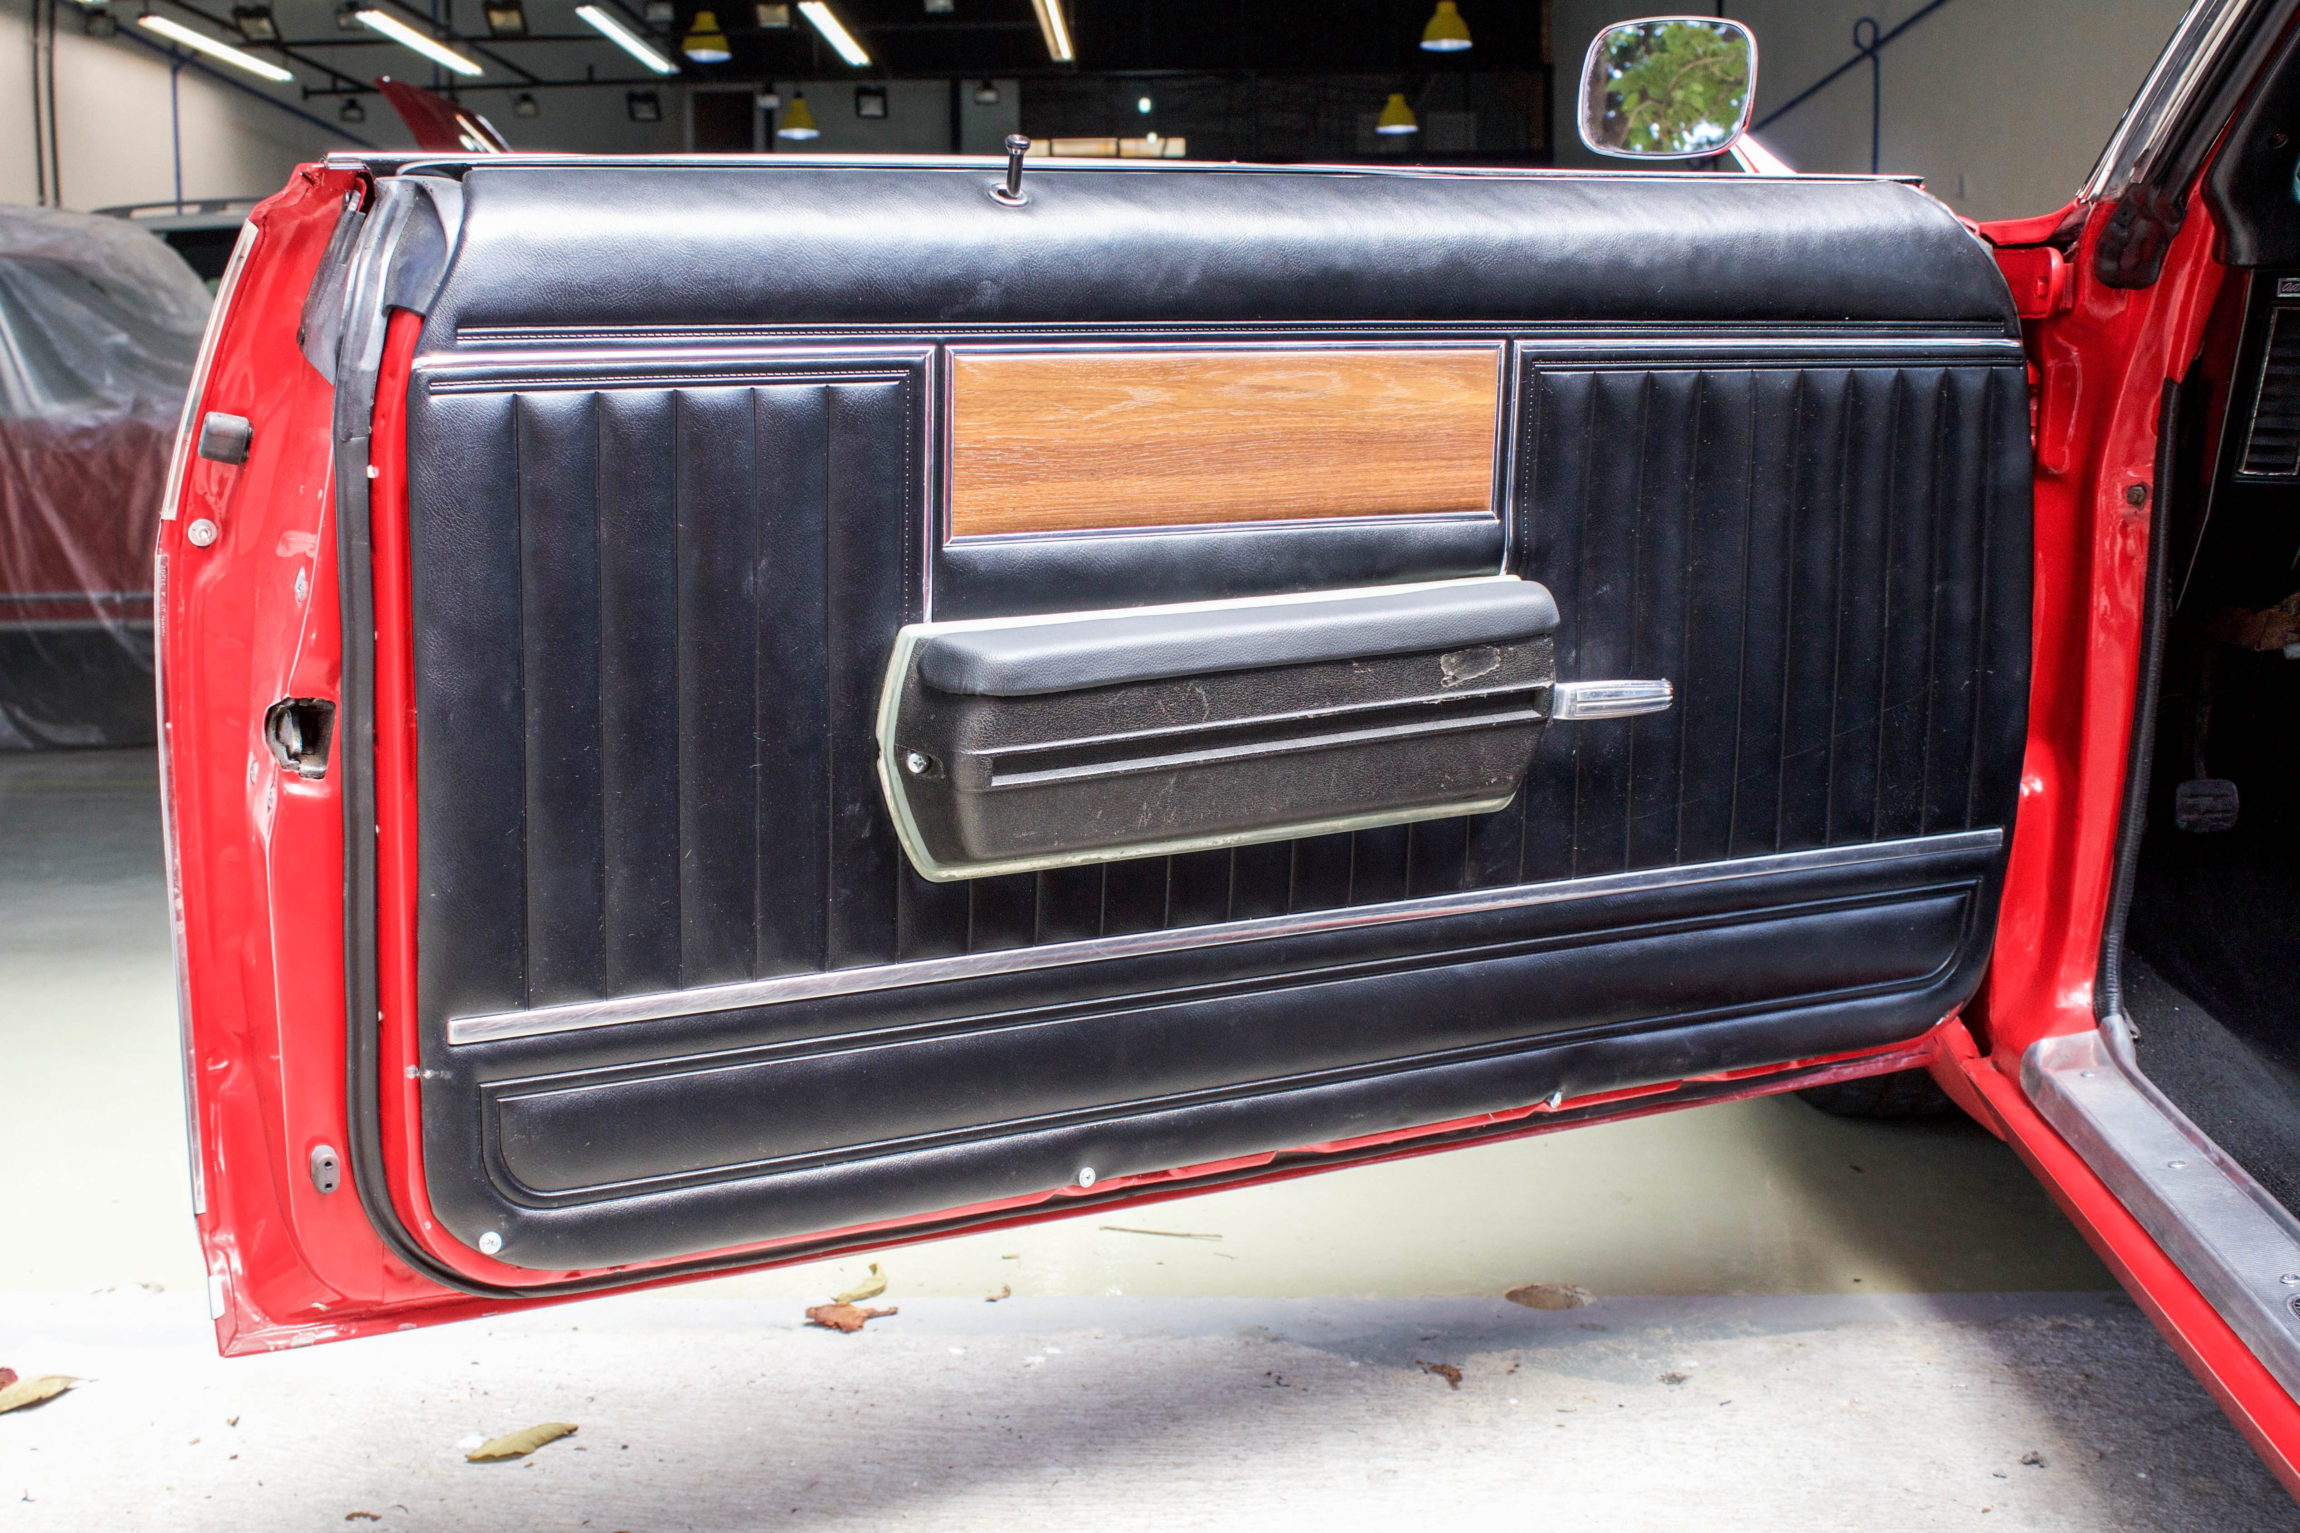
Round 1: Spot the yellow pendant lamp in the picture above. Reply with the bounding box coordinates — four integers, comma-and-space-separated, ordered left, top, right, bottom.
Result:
681, 7, 730, 61
1420, 0, 1471, 52
1375, 92, 1418, 135
777, 91, 820, 139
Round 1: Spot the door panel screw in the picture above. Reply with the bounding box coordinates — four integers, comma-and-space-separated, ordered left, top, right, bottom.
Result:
2125, 482, 2150, 506
905, 750, 931, 776
1075, 1165, 1097, 1188
478, 1231, 503, 1255
187, 518, 220, 547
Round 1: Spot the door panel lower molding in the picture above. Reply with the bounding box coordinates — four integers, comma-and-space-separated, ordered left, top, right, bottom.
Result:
426, 829, 2001, 1270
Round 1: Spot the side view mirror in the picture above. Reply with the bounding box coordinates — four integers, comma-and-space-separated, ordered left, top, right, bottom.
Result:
1578, 16, 1759, 161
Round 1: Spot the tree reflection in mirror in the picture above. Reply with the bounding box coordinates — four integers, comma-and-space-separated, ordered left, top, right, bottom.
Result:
1579, 17, 1757, 159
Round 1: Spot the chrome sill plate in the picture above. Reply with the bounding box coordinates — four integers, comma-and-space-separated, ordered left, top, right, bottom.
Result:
447, 826, 2002, 1047
2025, 1030, 2300, 1399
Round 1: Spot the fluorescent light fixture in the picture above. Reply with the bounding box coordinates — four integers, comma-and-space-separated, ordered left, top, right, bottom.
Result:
1027, 0, 1071, 62
356, 10, 484, 77
136, 15, 295, 81
797, 1, 869, 66
575, 4, 680, 74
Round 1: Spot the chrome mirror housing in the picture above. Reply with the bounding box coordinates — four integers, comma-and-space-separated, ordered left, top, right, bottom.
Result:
1578, 16, 1759, 160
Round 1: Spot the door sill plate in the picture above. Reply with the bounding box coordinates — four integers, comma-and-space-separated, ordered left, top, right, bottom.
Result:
2025, 1028, 2300, 1399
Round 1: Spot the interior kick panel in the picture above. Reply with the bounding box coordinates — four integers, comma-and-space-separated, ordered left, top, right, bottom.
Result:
377, 162, 2032, 1277
443, 832, 1996, 1268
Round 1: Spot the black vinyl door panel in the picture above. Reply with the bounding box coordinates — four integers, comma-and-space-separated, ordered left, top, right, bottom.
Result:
379, 162, 2030, 1274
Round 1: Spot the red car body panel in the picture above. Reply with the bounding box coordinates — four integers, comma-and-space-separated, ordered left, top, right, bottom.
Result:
158, 148, 2300, 1483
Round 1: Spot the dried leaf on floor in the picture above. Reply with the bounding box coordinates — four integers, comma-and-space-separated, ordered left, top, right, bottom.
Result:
0, 1368, 14, 1390
465, 1422, 577, 1462
1418, 1361, 1463, 1389
345, 1514, 382, 1523
986, 1285, 1012, 1302
0, 1374, 77, 1415
805, 1303, 898, 1333
1505, 1282, 1594, 1311
832, 1263, 888, 1305
2021, 1450, 2046, 1467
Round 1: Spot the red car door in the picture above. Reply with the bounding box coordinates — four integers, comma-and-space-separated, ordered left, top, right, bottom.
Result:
162, 152, 2032, 1344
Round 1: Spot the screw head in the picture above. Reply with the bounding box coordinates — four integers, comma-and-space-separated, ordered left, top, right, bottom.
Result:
2125, 482, 2150, 507
904, 750, 931, 776
477, 1230, 504, 1255
186, 518, 220, 547
2280, 1273, 2300, 1287
1075, 1165, 1097, 1188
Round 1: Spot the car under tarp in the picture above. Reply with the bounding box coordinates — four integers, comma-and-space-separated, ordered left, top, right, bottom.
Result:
0, 203, 210, 747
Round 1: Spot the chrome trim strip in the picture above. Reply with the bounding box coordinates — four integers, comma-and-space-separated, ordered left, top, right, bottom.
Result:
443, 330, 2024, 358
447, 826, 2003, 1046
2024, 1028, 2300, 1401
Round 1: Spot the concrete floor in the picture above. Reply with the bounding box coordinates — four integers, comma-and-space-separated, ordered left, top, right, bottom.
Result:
2, 749, 2294, 1528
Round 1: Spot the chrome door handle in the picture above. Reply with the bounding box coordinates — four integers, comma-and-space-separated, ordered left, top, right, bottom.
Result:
1549, 679, 1673, 720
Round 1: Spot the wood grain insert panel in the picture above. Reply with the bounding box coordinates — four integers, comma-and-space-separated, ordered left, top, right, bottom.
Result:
948, 347, 1502, 538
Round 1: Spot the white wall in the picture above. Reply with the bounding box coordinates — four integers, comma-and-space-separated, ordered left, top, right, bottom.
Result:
1550, 0, 2194, 219
0, 0, 363, 210
0, 0, 700, 211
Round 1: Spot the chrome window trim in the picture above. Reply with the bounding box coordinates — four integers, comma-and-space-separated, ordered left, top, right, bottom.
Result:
447, 826, 2003, 1046
2082, 0, 2256, 204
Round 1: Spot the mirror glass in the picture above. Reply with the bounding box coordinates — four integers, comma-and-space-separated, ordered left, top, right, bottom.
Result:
1578, 17, 1757, 159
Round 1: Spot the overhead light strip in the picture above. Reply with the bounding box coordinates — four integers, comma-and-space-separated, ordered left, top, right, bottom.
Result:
136, 14, 295, 82
797, 1, 870, 67
574, 4, 680, 75
355, 9, 485, 76
1028, 0, 1073, 63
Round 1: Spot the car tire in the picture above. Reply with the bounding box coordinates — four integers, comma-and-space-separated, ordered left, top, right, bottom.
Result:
1795, 1068, 1959, 1119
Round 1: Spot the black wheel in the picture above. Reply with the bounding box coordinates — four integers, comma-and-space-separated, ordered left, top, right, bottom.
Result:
1796, 1068, 1958, 1119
